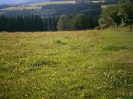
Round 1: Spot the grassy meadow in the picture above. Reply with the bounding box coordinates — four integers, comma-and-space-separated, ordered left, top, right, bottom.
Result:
0, 29, 133, 98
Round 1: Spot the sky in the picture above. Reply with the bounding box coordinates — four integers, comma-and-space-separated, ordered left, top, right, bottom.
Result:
0, 0, 24, 4
0, 0, 36, 5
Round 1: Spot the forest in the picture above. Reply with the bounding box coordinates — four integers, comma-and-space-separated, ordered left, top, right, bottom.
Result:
0, 13, 98, 32
0, 3, 102, 17
38, 3, 101, 17
0, 0, 124, 32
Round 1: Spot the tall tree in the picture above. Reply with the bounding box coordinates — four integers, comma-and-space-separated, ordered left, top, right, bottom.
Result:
0, 15, 6, 31
44, 19, 48, 31
0, 15, 45, 32
47, 17, 52, 31
88, 16, 94, 29
118, 0, 133, 30
70, 14, 89, 30
57, 15, 70, 30
51, 17, 58, 31
99, 5, 121, 28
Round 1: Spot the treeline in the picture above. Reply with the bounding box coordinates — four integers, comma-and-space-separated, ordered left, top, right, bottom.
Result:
4, 9, 34, 17
57, 14, 99, 30
0, 13, 98, 32
0, 1, 119, 18
0, 3, 101, 18
99, 0, 133, 30
35, 3, 101, 17
0, 15, 44, 32
41, 3, 101, 10
104, 0, 118, 4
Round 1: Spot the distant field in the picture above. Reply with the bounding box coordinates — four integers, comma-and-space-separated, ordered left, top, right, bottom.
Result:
0, 29, 133, 98
1, 0, 105, 11
101, 4, 115, 8
1, 1, 74, 11
1, 1, 75, 10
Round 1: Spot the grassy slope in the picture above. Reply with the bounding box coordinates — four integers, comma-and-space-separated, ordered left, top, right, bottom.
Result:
0, 29, 133, 98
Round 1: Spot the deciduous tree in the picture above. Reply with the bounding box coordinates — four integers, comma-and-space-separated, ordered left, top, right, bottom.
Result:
57, 15, 70, 30
118, 0, 133, 30
99, 5, 121, 29
70, 14, 89, 30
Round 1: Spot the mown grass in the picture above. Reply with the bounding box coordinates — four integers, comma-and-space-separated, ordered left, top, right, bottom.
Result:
0, 29, 133, 98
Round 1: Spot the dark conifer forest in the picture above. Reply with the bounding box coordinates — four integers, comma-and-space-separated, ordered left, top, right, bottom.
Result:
0, 15, 44, 32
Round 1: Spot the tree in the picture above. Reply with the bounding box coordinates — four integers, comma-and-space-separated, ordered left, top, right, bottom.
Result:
106, 0, 118, 3
44, 19, 48, 31
51, 17, 58, 31
0, 15, 6, 31
99, 6, 113, 28
57, 15, 70, 30
118, 0, 133, 30
110, 9, 121, 28
88, 16, 95, 29
99, 5, 121, 29
0, 15, 45, 32
70, 14, 89, 30
47, 17, 52, 31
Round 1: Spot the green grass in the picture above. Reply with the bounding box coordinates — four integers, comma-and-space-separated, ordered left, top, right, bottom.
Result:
0, 29, 133, 98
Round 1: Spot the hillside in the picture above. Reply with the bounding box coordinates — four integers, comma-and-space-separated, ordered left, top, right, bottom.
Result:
0, 29, 133, 98
0, 0, 119, 18
0, 3, 101, 18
